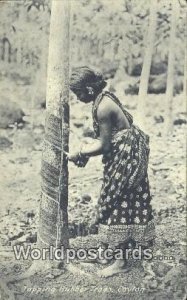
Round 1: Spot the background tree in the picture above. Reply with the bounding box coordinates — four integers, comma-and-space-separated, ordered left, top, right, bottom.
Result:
137, 0, 158, 128
165, 0, 179, 134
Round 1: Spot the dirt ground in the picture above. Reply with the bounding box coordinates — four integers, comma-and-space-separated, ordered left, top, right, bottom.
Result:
0, 78, 186, 300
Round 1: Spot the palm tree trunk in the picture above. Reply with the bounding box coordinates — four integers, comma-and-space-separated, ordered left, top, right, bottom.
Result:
37, 0, 70, 252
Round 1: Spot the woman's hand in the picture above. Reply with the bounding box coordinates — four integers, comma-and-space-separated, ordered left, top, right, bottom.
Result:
76, 156, 89, 168
68, 151, 80, 163
66, 151, 89, 168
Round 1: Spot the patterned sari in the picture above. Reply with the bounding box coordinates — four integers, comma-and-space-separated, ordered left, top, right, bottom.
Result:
92, 91, 155, 249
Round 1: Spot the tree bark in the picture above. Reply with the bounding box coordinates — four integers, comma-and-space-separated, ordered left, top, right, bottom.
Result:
184, 46, 186, 96
183, 4, 186, 97
37, 0, 70, 252
138, 0, 157, 125
165, 0, 178, 134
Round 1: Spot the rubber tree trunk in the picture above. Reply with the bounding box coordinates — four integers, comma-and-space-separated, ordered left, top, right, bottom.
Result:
37, 0, 70, 251
184, 46, 186, 96
165, 0, 178, 134
17, 4, 25, 65
183, 4, 186, 96
137, 0, 157, 125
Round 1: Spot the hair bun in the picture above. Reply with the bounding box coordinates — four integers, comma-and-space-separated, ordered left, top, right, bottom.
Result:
70, 66, 106, 94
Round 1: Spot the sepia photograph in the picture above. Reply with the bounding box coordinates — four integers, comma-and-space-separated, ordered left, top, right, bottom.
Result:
0, 0, 186, 299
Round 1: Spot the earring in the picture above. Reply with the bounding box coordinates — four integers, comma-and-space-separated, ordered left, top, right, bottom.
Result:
87, 87, 94, 95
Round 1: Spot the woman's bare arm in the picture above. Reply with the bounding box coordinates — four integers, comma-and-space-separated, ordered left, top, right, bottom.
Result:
80, 101, 113, 157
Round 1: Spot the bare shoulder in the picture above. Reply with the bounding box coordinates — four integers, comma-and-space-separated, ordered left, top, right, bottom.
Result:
97, 95, 114, 120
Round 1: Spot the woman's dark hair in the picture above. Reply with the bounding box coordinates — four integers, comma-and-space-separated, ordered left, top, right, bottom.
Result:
70, 66, 107, 95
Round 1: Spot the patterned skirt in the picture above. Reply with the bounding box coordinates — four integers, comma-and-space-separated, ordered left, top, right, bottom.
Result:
96, 125, 155, 249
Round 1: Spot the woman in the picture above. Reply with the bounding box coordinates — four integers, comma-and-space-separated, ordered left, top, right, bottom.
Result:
68, 66, 155, 277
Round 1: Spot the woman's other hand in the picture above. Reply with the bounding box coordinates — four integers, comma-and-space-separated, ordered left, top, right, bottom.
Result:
74, 156, 89, 168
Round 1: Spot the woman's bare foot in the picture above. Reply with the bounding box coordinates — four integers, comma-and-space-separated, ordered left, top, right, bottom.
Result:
97, 259, 130, 278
